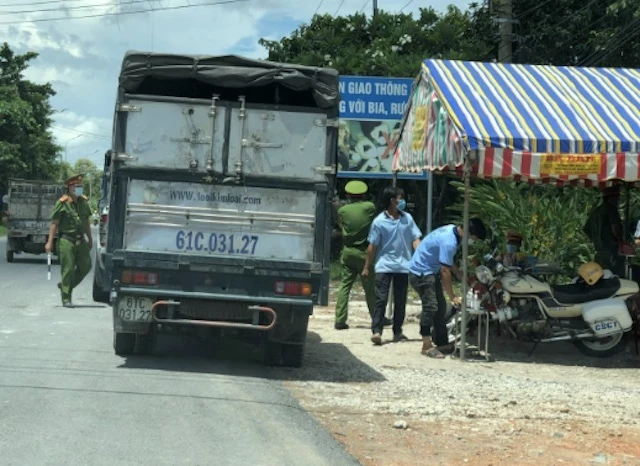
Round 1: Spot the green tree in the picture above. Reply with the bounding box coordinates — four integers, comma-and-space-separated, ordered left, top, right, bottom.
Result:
72, 158, 102, 211
468, 0, 640, 67
52, 160, 73, 183
0, 42, 62, 195
259, 7, 492, 77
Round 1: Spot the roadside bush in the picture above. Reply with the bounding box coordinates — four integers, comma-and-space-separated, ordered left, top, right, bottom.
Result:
447, 179, 600, 283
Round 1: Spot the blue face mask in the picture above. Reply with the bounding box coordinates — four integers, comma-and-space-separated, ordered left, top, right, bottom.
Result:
74, 186, 84, 197
397, 199, 406, 211
506, 244, 519, 254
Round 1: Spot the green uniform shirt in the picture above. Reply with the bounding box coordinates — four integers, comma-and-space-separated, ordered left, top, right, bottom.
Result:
52, 195, 91, 234
585, 201, 621, 251
338, 200, 376, 249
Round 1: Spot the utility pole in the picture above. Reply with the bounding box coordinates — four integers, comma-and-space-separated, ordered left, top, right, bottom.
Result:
373, 0, 378, 16
494, 0, 513, 63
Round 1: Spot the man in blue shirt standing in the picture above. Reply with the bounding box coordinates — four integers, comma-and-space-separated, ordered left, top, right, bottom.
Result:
408, 217, 487, 358
363, 186, 422, 345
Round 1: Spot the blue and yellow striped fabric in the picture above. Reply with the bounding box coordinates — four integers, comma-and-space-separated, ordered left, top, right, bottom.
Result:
424, 60, 640, 155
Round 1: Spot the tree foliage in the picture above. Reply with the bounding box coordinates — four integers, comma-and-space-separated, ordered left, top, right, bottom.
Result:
57, 158, 102, 211
259, 7, 492, 77
261, 1, 640, 74
447, 180, 601, 281
0, 42, 62, 196
468, 0, 640, 67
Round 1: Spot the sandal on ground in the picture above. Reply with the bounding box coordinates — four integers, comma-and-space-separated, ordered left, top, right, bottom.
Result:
437, 344, 455, 354
421, 347, 445, 359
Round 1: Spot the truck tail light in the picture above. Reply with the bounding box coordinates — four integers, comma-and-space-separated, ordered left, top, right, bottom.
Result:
121, 270, 159, 286
274, 281, 312, 296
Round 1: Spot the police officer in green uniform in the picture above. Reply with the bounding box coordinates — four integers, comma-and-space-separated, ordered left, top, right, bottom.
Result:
334, 180, 377, 330
45, 174, 93, 308
584, 186, 624, 276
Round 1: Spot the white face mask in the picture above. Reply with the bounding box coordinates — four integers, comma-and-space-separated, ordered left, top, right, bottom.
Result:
467, 239, 475, 246
506, 244, 519, 254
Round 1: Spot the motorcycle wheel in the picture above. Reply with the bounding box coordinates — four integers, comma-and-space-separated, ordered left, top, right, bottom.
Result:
573, 332, 627, 358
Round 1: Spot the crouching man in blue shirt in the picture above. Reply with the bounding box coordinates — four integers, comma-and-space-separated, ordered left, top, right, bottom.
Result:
363, 187, 422, 346
408, 218, 487, 359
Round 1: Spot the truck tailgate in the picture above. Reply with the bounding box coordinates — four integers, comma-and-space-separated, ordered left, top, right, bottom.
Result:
8, 181, 66, 231
123, 180, 316, 262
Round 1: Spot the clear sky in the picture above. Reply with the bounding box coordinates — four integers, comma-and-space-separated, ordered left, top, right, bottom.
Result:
3, 0, 471, 167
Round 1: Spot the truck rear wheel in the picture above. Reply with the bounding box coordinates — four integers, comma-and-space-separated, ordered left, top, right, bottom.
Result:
282, 343, 304, 368
92, 274, 109, 303
114, 331, 135, 355
5, 240, 13, 263
264, 342, 283, 366
134, 329, 156, 355
265, 342, 305, 368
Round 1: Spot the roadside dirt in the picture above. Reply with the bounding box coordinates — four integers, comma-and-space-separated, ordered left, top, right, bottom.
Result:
274, 293, 640, 465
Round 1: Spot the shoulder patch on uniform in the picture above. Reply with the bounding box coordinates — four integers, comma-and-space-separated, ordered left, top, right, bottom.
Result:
80, 195, 89, 200
59, 195, 71, 203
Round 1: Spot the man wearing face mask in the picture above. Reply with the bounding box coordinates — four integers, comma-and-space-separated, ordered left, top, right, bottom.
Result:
45, 174, 93, 308
502, 232, 525, 267
363, 186, 422, 345
408, 218, 487, 358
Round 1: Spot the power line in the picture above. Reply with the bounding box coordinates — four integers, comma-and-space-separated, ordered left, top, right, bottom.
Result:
313, 0, 323, 16
0, 0, 159, 15
579, 16, 640, 67
0, 0, 252, 25
52, 125, 111, 139
334, 0, 345, 16
499, 0, 604, 63
512, 0, 555, 20
399, 0, 414, 13
0, 0, 89, 8
358, 0, 369, 13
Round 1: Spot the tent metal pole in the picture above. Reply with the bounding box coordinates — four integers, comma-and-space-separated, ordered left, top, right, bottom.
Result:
427, 171, 434, 233
459, 157, 471, 361
624, 183, 631, 240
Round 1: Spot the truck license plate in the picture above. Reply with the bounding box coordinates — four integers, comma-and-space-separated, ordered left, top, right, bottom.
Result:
117, 296, 154, 322
32, 235, 47, 243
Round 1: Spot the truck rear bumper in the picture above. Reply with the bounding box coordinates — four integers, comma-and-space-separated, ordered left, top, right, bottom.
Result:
112, 287, 313, 343
112, 286, 314, 308
6, 233, 54, 255
151, 300, 277, 331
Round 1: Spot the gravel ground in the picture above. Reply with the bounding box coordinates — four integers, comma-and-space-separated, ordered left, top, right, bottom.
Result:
274, 294, 640, 465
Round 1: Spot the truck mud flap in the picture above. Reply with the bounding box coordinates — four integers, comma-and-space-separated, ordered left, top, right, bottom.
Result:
151, 300, 277, 331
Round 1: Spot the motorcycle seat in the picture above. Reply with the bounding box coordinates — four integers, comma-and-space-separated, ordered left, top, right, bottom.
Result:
551, 277, 621, 305
524, 261, 562, 275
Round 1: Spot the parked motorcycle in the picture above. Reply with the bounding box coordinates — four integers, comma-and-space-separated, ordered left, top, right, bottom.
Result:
452, 252, 639, 358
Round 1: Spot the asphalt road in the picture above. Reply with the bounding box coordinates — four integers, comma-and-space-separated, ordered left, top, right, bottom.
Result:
0, 231, 359, 466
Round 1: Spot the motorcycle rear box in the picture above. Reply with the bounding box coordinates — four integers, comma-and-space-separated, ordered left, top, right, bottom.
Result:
581, 298, 633, 336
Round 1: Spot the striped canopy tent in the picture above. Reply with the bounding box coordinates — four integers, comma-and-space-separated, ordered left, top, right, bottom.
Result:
392, 59, 640, 186
392, 59, 640, 360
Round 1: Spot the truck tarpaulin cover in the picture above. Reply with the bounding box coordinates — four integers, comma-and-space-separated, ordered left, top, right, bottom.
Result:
118, 51, 340, 110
